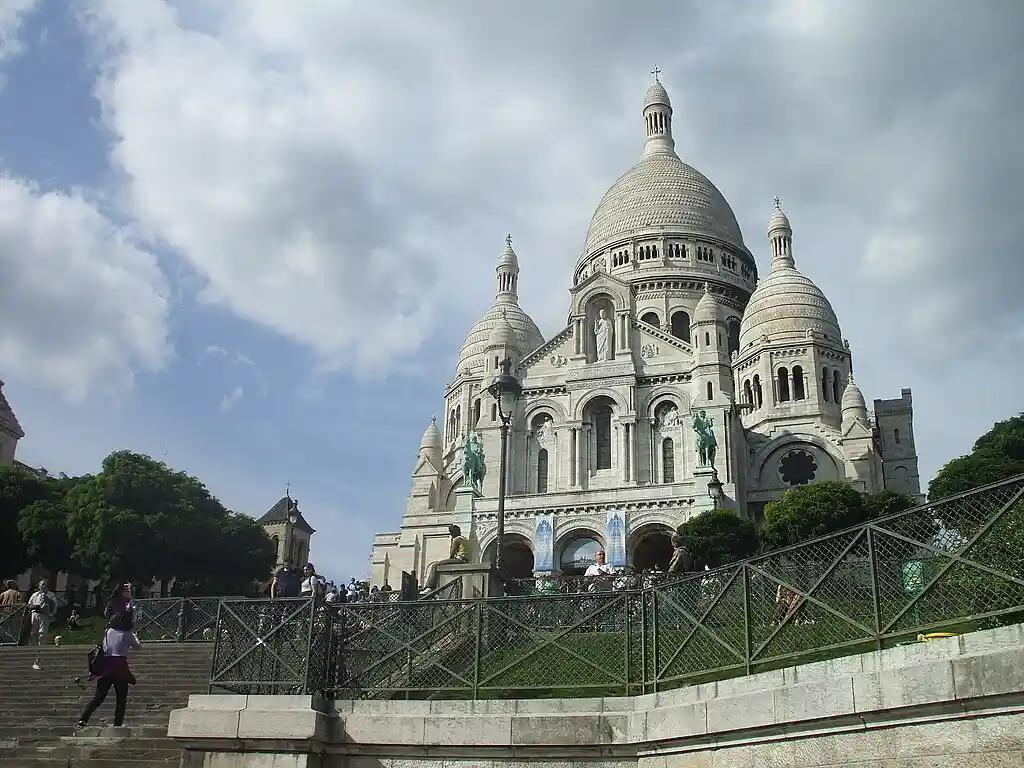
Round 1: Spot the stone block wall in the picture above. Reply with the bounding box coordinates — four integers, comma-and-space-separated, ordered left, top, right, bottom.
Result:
171, 623, 1024, 767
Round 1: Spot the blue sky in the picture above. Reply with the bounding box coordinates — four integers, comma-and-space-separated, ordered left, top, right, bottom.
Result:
2, 1, 1023, 583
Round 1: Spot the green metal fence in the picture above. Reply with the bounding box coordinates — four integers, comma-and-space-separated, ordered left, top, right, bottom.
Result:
133, 597, 230, 642
0, 605, 26, 646
204, 474, 1024, 699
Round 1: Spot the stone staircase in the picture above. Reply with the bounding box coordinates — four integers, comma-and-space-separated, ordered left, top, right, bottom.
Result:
0, 643, 213, 766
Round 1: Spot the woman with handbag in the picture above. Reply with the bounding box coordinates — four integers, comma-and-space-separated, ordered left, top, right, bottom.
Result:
77, 586, 141, 728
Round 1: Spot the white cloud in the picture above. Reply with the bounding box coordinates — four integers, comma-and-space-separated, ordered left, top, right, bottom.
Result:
0, 0, 38, 63
0, 176, 170, 400
219, 385, 244, 413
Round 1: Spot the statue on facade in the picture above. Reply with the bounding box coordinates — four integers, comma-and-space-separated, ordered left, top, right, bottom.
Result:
692, 410, 717, 467
461, 432, 486, 492
594, 309, 613, 361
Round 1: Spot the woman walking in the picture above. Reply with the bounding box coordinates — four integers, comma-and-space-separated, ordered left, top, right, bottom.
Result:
77, 586, 141, 728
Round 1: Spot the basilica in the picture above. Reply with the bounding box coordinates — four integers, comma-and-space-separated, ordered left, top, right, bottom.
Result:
370, 75, 921, 585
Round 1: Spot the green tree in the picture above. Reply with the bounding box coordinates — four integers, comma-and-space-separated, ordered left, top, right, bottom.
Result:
929, 414, 1024, 501
0, 465, 55, 577
17, 475, 80, 575
676, 510, 759, 568
760, 481, 867, 550
861, 490, 918, 521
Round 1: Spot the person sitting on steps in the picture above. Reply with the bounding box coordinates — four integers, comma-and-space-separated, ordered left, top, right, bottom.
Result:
421, 525, 470, 593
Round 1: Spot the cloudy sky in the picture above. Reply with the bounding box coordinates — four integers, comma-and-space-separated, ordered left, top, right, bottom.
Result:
2, 0, 1022, 582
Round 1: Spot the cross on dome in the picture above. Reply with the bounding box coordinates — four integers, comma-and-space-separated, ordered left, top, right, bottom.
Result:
650, 65, 661, 82
773, 196, 783, 211
505, 233, 513, 247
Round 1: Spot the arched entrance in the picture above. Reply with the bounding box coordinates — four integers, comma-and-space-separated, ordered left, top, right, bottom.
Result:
482, 534, 535, 579
558, 535, 604, 577
629, 524, 675, 572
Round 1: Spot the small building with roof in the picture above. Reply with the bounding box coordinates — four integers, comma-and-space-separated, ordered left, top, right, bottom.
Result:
259, 492, 316, 567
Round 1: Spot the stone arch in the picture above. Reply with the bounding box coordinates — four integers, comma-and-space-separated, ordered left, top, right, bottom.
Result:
573, 282, 629, 314
523, 398, 568, 424
555, 527, 606, 576
627, 523, 675, 572
753, 435, 843, 489
480, 533, 535, 579
643, 386, 691, 418
573, 388, 629, 421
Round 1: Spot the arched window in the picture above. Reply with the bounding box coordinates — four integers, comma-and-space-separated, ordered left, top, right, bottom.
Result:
641, 311, 659, 327
894, 428, 901, 445
662, 438, 675, 483
670, 311, 690, 341
777, 367, 790, 402
295, 541, 306, 566
271, 535, 280, 560
792, 365, 805, 400
455, 405, 461, 435
753, 375, 763, 408
706, 381, 713, 401
594, 404, 613, 470
704, 331, 711, 347
743, 379, 753, 407
821, 367, 830, 402
473, 399, 481, 426
832, 370, 841, 404
537, 449, 549, 493
491, 403, 497, 421
727, 319, 741, 356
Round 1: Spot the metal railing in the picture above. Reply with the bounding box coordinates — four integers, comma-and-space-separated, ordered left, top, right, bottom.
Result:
323, 474, 1024, 699
132, 597, 232, 642
0, 605, 26, 646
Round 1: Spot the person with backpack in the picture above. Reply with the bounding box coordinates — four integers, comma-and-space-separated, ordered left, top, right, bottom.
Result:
27, 579, 58, 670
271, 557, 301, 598
77, 597, 141, 730
300, 563, 326, 599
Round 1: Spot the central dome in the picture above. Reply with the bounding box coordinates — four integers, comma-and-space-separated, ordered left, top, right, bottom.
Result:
583, 153, 747, 258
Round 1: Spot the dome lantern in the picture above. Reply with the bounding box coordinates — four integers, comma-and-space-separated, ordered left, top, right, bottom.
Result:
496, 233, 520, 302
643, 66, 675, 158
841, 373, 869, 428
768, 197, 794, 269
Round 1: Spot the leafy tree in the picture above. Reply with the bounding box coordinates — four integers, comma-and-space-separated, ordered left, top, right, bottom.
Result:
929, 414, 1024, 501
676, 510, 759, 568
760, 481, 867, 550
17, 475, 80, 575
1, 465, 63, 577
862, 490, 918, 521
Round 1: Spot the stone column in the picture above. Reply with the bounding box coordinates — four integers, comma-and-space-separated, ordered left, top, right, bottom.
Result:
570, 427, 579, 488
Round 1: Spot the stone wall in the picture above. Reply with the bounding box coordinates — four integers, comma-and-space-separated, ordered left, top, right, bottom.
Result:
171, 623, 1024, 767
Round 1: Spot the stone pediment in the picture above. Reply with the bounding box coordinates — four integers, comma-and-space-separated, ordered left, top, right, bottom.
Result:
569, 271, 631, 314
842, 418, 873, 441
517, 326, 574, 376
631, 316, 694, 366
412, 455, 441, 478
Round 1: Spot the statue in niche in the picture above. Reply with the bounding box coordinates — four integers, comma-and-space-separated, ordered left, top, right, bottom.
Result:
536, 418, 555, 445
594, 309, 613, 361
659, 405, 680, 429
692, 410, 717, 467
461, 432, 486, 492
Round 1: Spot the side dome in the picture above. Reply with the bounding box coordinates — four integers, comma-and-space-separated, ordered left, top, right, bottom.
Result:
841, 376, 869, 422
738, 201, 842, 351
582, 153, 747, 259
487, 311, 518, 349
693, 282, 719, 323
419, 416, 442, 453
456, 303, 544, 375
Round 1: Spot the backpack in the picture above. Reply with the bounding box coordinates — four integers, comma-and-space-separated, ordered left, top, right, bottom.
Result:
87, 637, 105, 676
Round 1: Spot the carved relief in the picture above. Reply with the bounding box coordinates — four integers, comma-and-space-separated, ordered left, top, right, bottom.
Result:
550, 354, 568, 367
640, 343, 659, 359
536, 418, 555, 446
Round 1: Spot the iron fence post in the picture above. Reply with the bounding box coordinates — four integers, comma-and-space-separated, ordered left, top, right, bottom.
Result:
304, 597, 316, 695
866, 526, 883, 650
473, 601, 482, 700
742, 565, 752, 677
651, 589, 660, 694
640, 590, 648, 695
175, 598, 187, 643
207, 599, 223, 693
623, 593, 631, 697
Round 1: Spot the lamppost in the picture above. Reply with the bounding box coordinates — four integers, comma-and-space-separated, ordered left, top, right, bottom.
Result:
486, 357, 523, 574
283, 496, 300, 564
707, 471, 725, 510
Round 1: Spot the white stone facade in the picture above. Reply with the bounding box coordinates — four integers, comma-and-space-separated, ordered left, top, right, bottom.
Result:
370, 76, 921, 585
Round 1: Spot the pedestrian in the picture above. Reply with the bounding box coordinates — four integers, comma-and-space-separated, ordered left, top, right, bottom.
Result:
104, 583, 134, 623
27, 579, 58, 670
0, 580, 22, 605
667, 535, 695, 575
271, 557, 301, 598
77, 602, 141, 729
300, 563, 326, 599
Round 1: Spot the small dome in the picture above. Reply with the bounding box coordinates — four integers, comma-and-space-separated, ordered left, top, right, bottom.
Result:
841, 376, 869, 423
694, 283, 719, 323
419, 416, 442, 453
768, 198, 792, 234
497, 234, 519, 270
738, 268, 842, 350
456, 302, 544, 376
644, 79, 671, 110
487, 311, 518, 349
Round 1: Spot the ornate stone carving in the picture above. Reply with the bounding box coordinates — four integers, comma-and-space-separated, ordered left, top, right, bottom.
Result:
594, 310, 613, 361
536, 419, 555, 446
550, 354, 568, 367
640, 343, 659, 359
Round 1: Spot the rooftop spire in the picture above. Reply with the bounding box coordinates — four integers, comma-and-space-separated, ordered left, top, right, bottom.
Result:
496, 233, 520, 302
767, 198, 795, 270
642, 70, 675, 158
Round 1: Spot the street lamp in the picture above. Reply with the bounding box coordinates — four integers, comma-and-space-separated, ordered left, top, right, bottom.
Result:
284, 497, 300, 564
486, 357, 522, 574
707, 471, 725, 510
